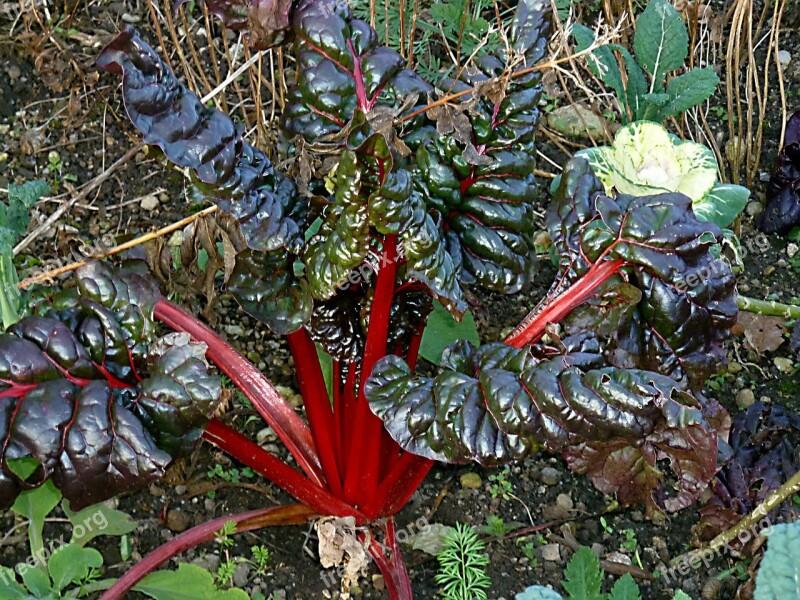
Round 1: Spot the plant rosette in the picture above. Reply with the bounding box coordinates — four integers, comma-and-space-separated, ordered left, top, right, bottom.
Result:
575, 121, 750, 229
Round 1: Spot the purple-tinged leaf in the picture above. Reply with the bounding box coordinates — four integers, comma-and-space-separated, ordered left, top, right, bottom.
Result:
283, 0, 432, 144
366, 334, 720, 515
97, 27, 307, 255
185, 0, 292, 50
695, 402, 800, 542
0, 264, 222, 510
758, 111, 800, 235
544, 158, 738, 389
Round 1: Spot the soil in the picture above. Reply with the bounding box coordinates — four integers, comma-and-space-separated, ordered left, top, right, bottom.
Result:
1, 1, 800, 599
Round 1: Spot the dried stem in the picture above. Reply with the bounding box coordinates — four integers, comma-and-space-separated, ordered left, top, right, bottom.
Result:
17, 205, 218, 289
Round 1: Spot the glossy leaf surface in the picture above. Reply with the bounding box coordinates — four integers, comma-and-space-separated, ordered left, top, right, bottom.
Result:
410, 0, 550, 293
0, 264, 221, 510
283, 0, 432, 143
758, 111, 800, 235
549, 158, 738, 388
97, 27, 307, 255
366, 333, 718, 514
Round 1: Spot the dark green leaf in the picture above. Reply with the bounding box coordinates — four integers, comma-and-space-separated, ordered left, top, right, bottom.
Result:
633, 0, 688, 90
419, 303, 479, 364
656, 68, 720, 121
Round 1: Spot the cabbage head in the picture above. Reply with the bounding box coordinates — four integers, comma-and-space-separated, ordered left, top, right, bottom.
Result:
576, 121, 749, 228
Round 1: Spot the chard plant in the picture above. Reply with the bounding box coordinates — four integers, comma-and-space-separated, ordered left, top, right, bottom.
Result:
0, 0, 743, 597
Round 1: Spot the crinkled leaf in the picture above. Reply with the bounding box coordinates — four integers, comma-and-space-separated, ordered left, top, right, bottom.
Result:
410, 0, 550, 293
366, 333, 719, 514
758, 111, 800, 235
0, 265, 221, 510
97, 27, 307, 254
283, 0, 432, 144
226, 249, 313, 335
696, 402, 800, 542
183, 0, 292, 50
551, 158, 737, 388
306, 289, 364, 362
303, 149, 371, 299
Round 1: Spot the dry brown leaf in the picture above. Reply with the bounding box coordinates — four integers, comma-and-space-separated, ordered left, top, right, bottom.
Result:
732, 312, 787, 354
315, 516, 370, 598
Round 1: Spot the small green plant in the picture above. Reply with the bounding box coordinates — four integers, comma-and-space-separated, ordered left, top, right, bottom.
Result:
515, 546, 694, 599
599, 516, 614, 535
0, 458, 137, 599
0, 179, 49, 329
207, 463, 256, 484
435, 523, 492, 600
46, 151, 77, 193
573, 0, 719, 125
620, 529, 638, 553
517, 539, 539, 568
488, 467, 514, 500
485, 514, 508, 537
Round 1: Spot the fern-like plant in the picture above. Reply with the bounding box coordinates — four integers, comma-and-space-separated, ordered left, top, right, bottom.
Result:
435, 523, 492, 600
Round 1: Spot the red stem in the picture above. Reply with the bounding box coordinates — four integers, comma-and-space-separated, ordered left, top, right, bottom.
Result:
203, 420, 364, 520
344, 236, 398, 506
364, 518, 414, 600
154, 300, 325, 487
504, 258, 627, 348
100, 504, 317, 599
287, 329, 343, 496
363, 452, 434, 519
332, 359, 344, 475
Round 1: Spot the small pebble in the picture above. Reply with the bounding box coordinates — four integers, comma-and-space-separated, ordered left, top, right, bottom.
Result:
540, 466, 560, 486
777, 49, 792, 66
539, 543, 561, 562
773, 357, 795, 373
745, 200, 764, 218
764, 265, 776, 276
788, 243, 799, 258
736, 388, 756, 408
460, 472, 482, 489
165, 508, 190, 532
140, 194, 159, 211
728, 361, 743, 374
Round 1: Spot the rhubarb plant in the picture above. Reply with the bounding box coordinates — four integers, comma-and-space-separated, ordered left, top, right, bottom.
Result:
0, 0, 742, 598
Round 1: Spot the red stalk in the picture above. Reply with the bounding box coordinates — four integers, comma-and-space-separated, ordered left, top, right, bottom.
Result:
100, 504, 317, 599
362, 452, 434, 519
332, 359, 344, 475
344, 236, 398, 506
504, 258, 627, 348
154, 300, 325, 487
364, 519, 414, 600
203, 420, 364, 520
287, 329, 343, 496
